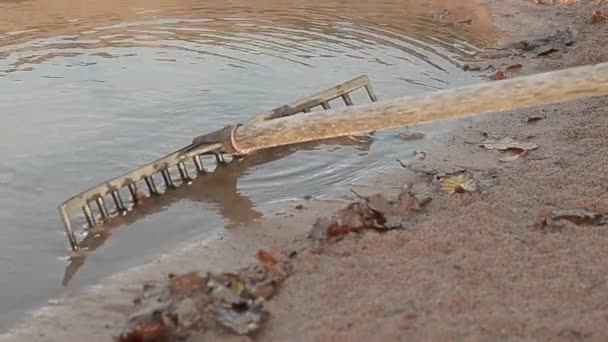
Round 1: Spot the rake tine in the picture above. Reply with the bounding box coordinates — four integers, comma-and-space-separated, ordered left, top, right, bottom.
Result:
177, 162, 190, 181
95, 196, 109, 219
193, 155, 205, 173
82, 202, 95, 227
144, 176, 159, 195
128, 183, 138, 203
161, 169, 175, 189
342, 93, 354, 106
111, 190, 126, 212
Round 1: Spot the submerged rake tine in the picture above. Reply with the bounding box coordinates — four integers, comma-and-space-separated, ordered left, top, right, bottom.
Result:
144, 176, 159, 195
365, 85, 378, 102
82, 202, 95, 227
95, 196, 109, 219
128, 183, 138, 203
177, 162, 190, 181
161, 169, 175, 188
321, 101, 331, 110
214, 153, 226, 165
342, 93, 354, 106
111, 190, 126, 212
193, 155, 205, 173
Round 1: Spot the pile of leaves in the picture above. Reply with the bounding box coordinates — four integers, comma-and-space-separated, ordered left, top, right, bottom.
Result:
309, 186, 432, 241
116, 247, 291, 342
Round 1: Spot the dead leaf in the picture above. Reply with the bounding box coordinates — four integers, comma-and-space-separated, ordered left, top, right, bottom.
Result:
481, 137, 538, 152
257, 249, 277, 269
399, 132, 426, 141
540, 208, 608, 230
506, 64, 522, 71
551, 209, 608, 226
537, 48, 558, 57
499, 152, 525, 162
441, 175, 477, 194
213, 299, 268, 335
118, 310, 178, 342
492, 71, 506, 80
527, 116, 544, 123
168, 272, 208, 297
592, 9, 608, 23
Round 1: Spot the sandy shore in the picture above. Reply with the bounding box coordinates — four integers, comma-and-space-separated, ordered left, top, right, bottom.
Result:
3, 0, 608, 341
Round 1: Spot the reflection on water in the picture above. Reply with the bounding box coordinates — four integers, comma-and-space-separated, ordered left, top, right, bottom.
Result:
0, 0, 497, 332
61, 136, 373, 286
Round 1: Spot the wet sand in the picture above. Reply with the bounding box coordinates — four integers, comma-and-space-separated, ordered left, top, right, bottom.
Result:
3, 0, 608, 340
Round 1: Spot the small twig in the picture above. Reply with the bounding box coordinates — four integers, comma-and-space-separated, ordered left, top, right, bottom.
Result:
396, 159, 409, 168
350, 189, 367, 200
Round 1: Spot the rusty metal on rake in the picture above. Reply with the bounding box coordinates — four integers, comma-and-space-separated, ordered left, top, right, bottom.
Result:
58, 75, 378, 250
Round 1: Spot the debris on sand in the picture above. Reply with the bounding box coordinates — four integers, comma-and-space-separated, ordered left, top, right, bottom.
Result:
539, 208, 608, 230
116, 248, 291, 341
481, 137, 538, 162
592, 10, 607, 23
491, 71, 506, 80
513, 28, 574, 57
481, 137, 538, 152
399, 132, 426, 141
440, 175, 477, 194
309, 186, 432, 241
527, 115, 545, 123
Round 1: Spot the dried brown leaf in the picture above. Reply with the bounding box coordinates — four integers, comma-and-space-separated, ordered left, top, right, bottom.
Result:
118, 311, 177, 342
592, 9, 608, 23
551, 209, 608, 226
492, 71, 506, 80
506, 64, 522, 71
527, 116, 544, 123
257, 250, 277, 269
168, 272, 208, 298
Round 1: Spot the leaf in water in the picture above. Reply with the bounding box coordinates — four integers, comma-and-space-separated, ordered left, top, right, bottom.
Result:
399, 132, 426, 141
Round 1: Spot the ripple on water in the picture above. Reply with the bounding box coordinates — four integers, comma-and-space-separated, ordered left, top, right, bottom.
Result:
0, 0, 498, 332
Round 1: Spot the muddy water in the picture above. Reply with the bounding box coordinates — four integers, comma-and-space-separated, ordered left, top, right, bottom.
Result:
0, 0, 497, 330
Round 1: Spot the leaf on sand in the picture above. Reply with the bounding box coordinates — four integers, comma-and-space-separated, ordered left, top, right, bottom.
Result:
492, 71, 505, 80
506, 64, 522, 71
527, 116, 544, 123
499, 152, 525, 162
168, 272, 208, 298
592, 10, 607, 24
551, 209, 608, 226
539, 208, 608, 230
441, 175, 477, 194
481, 137, 538, 152
309, 185, 432, 240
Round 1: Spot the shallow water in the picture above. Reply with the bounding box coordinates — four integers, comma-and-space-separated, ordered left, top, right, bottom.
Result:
0, 0, 497, 330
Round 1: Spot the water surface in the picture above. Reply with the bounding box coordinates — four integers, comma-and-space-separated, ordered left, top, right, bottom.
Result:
0, 0, 497, 330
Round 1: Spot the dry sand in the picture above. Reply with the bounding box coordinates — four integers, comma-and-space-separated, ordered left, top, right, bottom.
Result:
3, 0, 608, 341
